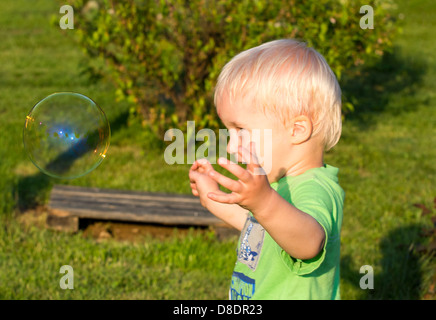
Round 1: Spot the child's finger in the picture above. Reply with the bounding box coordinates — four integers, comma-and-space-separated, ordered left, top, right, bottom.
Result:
208, 170, 241, 193
191, 185, 199, 197
238, 142, 260, 173
249, 141, 260, 163
239, 143, 260, 164
190, 183, 199, 195
243, 142, 262, 173
207, 190, 239, 204
237, 144, 250, 164
197, 158, 214, 172
217, 157, 251, 182
189, 169, 199, 183
190, 160, 198, 171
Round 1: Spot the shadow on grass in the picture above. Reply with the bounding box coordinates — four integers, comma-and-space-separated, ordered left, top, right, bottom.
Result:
16, 110, 130, 211
338, 48, 431, 299
341, 224, 428, 299
341, 46, 428, 132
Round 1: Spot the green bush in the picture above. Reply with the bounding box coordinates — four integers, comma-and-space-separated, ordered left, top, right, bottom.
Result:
69, 0, 398, 135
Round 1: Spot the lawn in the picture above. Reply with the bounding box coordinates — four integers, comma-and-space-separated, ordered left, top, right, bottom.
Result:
0, 0, 435, 300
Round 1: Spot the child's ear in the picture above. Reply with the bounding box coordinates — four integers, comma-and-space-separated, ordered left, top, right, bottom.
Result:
289, 115, 313, 145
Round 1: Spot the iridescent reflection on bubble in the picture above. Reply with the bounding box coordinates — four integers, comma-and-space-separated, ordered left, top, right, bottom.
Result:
23, 92, 110, 179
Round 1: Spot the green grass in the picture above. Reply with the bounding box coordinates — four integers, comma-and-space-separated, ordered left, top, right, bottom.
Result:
0, 218, 235, 299
1, 0, 435, 299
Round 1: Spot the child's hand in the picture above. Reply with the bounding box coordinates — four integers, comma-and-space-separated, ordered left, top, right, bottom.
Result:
189, 158, 250, 230
189, 158, 220, 207
206, 142, 274, 214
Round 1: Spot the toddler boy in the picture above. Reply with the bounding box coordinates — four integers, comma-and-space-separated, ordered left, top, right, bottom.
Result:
189, 39, 345, 299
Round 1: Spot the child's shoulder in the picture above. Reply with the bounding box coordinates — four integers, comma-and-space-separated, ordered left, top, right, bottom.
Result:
271, 164, 344, 202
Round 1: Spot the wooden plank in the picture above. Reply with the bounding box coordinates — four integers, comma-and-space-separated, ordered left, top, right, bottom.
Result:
48, 185, 224, 227
46, 209, 79, 233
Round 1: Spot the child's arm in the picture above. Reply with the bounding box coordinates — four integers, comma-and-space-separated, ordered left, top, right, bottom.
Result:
206, 143, 325, 260
189, 159, 249, 231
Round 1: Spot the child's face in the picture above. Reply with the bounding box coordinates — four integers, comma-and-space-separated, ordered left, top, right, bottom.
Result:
216, 94, 292, 183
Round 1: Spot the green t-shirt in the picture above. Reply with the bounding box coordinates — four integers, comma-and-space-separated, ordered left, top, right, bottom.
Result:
229, 164, 345, 300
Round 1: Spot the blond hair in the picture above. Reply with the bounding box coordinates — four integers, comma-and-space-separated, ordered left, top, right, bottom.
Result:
214, 39, 342, 151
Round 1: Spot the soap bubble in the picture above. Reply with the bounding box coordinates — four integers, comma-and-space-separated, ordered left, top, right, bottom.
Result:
23, 92, 110, 179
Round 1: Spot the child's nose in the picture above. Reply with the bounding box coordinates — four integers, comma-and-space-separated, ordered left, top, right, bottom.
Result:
227, 137, 238, 155
226, 129, 240, 155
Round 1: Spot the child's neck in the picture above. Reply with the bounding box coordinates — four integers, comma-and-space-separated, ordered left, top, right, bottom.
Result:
284, 140, 325, 177
285, 157, 324, 177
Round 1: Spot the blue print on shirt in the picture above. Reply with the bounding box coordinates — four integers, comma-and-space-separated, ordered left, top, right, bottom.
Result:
237, 216, 264, 271
239, 222, 258, 262
230, 272, 255, 300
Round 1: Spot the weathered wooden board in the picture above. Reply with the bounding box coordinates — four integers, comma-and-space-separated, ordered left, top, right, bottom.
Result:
47, 185, 226, 232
